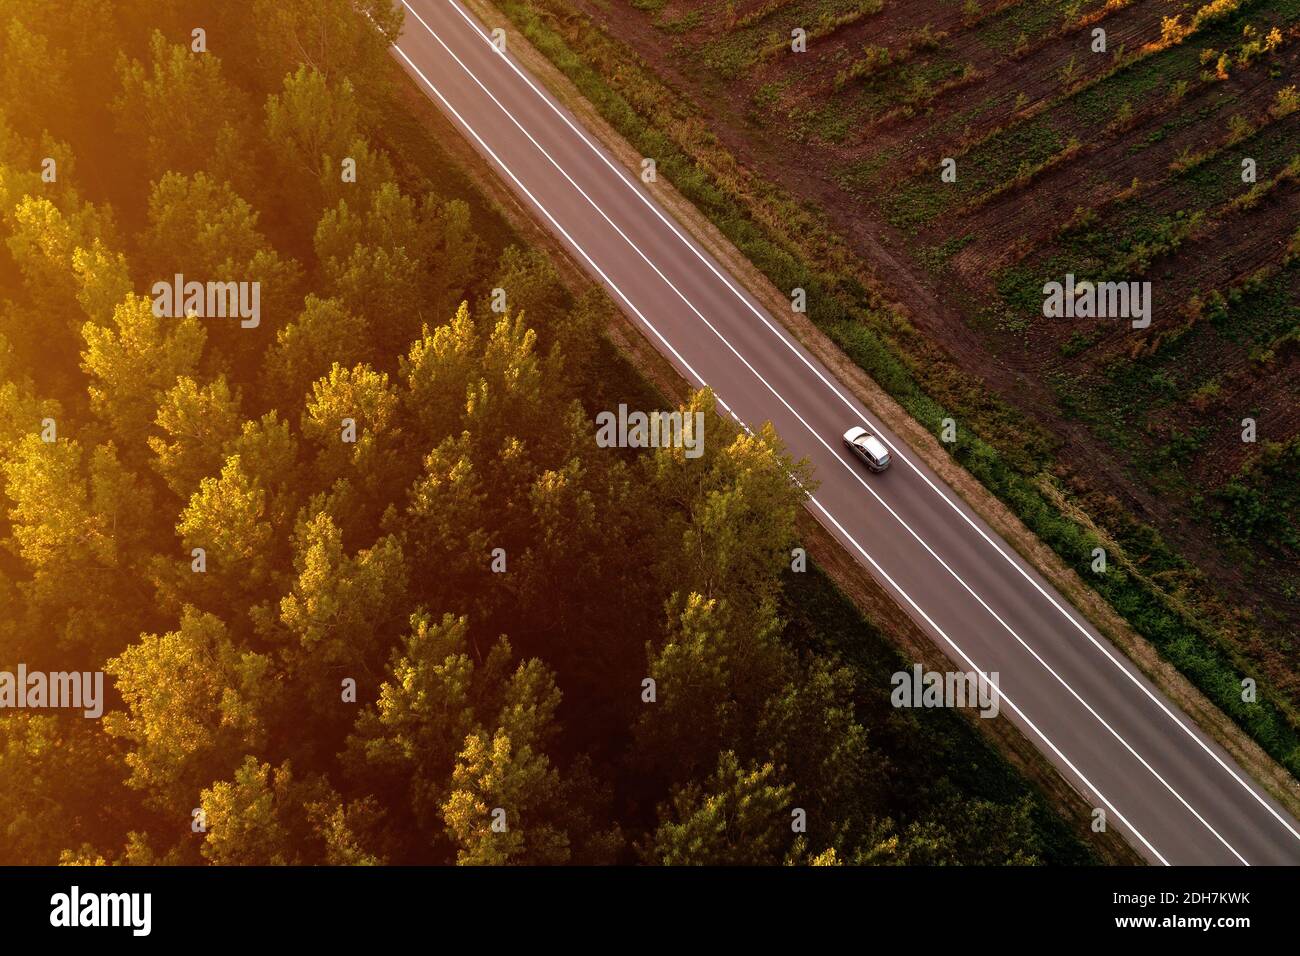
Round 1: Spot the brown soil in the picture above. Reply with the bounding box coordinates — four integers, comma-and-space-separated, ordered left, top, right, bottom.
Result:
948, 49, 1300, 280
568, 0, 1299, 641
845, 0, 1184, 169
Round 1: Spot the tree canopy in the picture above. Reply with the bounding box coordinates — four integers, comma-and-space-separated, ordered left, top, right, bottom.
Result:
0, 0, 1077, 867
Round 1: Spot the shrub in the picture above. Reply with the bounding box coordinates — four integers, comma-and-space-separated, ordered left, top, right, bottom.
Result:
1271, 85, 1300, 119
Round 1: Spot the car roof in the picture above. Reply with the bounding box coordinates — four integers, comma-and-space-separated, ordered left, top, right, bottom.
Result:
862, 435, 889, 459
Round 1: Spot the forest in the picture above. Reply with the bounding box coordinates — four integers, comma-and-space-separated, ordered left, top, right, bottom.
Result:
0, 0, 1085, 864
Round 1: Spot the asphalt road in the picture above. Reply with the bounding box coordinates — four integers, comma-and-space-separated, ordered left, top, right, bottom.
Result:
392, 0, 1300, 864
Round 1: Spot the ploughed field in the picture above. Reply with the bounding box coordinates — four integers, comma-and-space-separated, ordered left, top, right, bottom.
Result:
556, 0, 1300, 677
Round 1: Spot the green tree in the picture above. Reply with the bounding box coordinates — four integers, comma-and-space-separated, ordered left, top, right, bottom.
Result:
250, 0, 403, 112
265, 66, 359, 186
0, 19, 74, 139
136, 171, 302, 370
263, 295, 371, 411
113, 31, 253, 189
198, 757, 384, 865
263, 66, 396, 230
176, 455, 278, 600
634, 588, 887, 855
885, 796, 1043, 865
441, 727, 571, 866
104, 608, 273, 817
400, 302, 480, 446
2, 436, 157, 660
314, 185, 478, 359
342, 612, 617, 862
0, 713, 134, 865
343, 612, 507, 854
3, 194, 118, 392
73, 240, 133, 328
398, 435, 490, 617
643, 751, 794, 865
649, 392, 811, 627
485, 246, 567, 346
300, 362, 409, 539
148, 376, 243, 499
272, 512, 407, 734
81, 293, 206, 451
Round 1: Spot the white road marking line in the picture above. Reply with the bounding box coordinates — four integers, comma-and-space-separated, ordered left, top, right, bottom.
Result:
390, 29, 1174, 865
437, 0, 1300, 846
397, 2, 1250, 862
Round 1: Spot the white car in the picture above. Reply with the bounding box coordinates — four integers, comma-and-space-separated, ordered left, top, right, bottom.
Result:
843, 426, 891, 472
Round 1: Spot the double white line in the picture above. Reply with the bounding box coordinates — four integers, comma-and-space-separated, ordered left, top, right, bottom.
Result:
393, 0, 1300, 864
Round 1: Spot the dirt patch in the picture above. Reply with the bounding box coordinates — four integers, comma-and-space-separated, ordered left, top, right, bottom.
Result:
564, 0, 1300, 665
